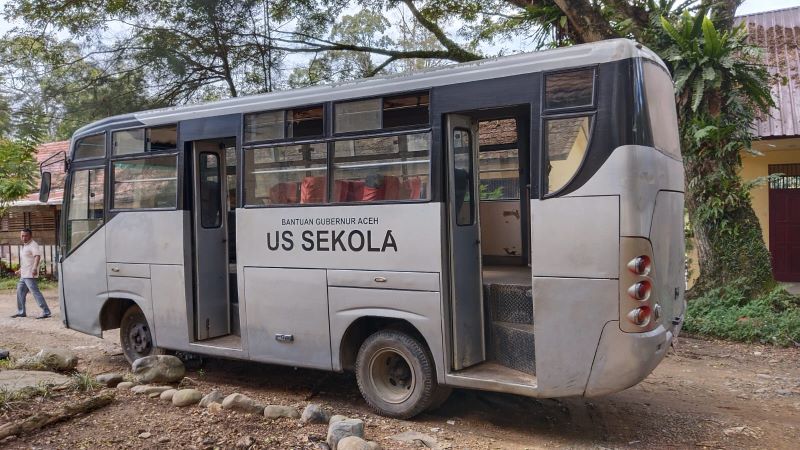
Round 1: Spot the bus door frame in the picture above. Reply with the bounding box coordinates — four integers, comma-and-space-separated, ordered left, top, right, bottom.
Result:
180, 114, 240, 341
445, 114, 486, 369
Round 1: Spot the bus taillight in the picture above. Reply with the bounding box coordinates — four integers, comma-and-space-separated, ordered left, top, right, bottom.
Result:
627, 306, 652, 327
627, 280, 651, 301
627, 255, 651, 275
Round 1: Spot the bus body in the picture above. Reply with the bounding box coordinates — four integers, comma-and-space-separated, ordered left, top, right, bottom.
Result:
50, 39, 685, 418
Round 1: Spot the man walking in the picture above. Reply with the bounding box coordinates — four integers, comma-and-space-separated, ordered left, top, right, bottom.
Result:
11, 228, 51, 319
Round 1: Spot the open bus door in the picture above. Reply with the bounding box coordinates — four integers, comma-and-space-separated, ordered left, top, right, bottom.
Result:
446, 114, 485, 369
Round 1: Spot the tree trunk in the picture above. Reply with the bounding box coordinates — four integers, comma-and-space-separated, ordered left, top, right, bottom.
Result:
0, 392, 114, 439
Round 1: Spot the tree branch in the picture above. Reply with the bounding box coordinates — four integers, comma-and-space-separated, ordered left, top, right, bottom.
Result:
400, 0, 481, 62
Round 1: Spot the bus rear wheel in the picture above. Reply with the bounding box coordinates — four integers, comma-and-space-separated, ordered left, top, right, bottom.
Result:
120, 305, 163, 364
355, 329, 438, 419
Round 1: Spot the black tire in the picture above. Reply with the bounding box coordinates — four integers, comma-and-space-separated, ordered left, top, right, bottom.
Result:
355, 329, 437, 419
119, 305, 163, 364
427, 385, 453, 412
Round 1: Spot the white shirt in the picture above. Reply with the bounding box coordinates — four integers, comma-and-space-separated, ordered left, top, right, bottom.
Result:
20, 240, 42, 279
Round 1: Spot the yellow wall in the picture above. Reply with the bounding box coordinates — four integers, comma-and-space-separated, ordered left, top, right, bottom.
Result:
687, 137, 800, 289
740, 137, 800, 249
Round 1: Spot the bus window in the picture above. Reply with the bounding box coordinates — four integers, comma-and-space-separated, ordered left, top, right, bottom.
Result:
112, 155, 178, 209
147, 125, 177, 151
73, 133, 105, 160
66, 168, 105, 252
245, 110, 285, 142
453, 129, 474, 225
335, 98, 382, 133
288, 106, 324, 138
545, 116, 591, 194
199, 153, 222, 228
244, 143, 327, 205
332, 132, 430, 203
113, 128, 145, 155
544, 69, 595, 110
383, 93, 429, 128
643, 62, 681, 159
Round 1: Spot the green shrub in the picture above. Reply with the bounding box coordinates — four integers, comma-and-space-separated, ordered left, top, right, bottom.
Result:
684, 280, 800, 346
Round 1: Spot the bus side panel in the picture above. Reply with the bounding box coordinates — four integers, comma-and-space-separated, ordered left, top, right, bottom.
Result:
61, 227, 109, 336
244, 267, 331, 370
531, 195, 620, 397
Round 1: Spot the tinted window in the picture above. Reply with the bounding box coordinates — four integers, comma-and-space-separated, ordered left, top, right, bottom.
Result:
332, 133, 430, 203
545, 69, 595, 109
199, 153, 222, 228
148, 125, 177, 151
643, 62, 681, 159
383, 93, 429, 128
112, 155, 178, 209
244, 143, 327, 205
113, 128, 145, 155
289, 106, 324, 138
545, 116, 591, 194
74, 133, 105, 160
453, 129, 474, 225
66, 168, 105, 252
335, 98, 381, 133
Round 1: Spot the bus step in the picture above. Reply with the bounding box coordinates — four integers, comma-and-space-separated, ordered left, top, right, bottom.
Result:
490, 321, 535, 375
484, 283, 533, 325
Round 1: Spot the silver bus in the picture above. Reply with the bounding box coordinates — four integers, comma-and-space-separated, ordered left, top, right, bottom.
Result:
42, 39, 685, 418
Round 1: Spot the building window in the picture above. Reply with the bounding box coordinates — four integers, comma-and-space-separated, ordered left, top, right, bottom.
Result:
332, 132, 431, 203
112, 155, 178, 209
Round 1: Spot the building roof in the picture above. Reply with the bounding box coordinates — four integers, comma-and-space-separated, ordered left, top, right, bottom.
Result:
737, 6, 800, 138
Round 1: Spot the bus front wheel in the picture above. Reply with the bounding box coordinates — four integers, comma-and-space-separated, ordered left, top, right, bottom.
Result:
120, 305, 163, 364
355, 329, 438, 419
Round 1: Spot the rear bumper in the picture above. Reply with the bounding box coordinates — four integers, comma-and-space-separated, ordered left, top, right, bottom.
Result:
584, 321, 672, 396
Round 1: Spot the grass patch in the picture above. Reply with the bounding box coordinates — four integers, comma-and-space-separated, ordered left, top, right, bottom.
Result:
0, 358, 15, 369
70, 372, 101, 392
684, 281, 800, 346
0, 277, 57, 291
0, 382, 54, 411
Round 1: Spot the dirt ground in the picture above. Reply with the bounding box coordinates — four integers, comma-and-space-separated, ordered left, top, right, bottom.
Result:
1, 289, 799, 449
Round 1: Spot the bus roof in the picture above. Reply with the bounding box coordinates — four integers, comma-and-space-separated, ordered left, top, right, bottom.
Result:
72, 39, 664, 139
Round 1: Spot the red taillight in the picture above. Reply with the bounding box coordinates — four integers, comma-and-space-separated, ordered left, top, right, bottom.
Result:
627, 280, 651, 301
627, 255, 651, 275
627, 306, 652, 326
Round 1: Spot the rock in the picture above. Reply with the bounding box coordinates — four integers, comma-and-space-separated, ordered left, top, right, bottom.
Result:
131, 385, 172, 395
338, 436, 381, 450
264, 405, 301, 419
17, 348, 78, 372
199, 389, 224, 407
301, 403, 331, 424
160, 389, 177, 402
116, 381, 135, 390
236, 435, 256, 449
329, 415, 348, 425
389, 431, 438, 449
96, 373, 124, 388
173, 389, 202, 407
327, 419, 365, 450
138, 432, 152, 439
148, 392, 161, 398
221, 393, 264, 414
0, 369, 72, 393
0, 349, 9, 360
157, 436, 170, 443
178, 376, 197, 388
208, 402, 223, 414
132, 355, 185, 384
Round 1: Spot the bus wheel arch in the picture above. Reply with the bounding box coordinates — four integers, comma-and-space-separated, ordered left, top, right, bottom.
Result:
339, 316, 427, 372
111, 300, 164, 364
99, 298, 138, 331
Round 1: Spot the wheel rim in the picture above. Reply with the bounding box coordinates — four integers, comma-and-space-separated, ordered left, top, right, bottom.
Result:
368, 347, 415, 404
128, 321, 152, 356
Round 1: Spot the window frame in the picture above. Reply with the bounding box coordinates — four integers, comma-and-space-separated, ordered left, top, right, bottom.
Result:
242, 126, 433, 209
109, 152, 181, 212
111, 124, 178, 156
243, 103, 326, 145
452, 126, 475, 226
72, 132, 107, 162
333, 90, 431, 137
539, 65, 599, 199
62, 163, 107, 256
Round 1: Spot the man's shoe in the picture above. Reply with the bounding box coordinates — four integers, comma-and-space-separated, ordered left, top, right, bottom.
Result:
35, 313, 51, 320
10, 313, 26, 318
